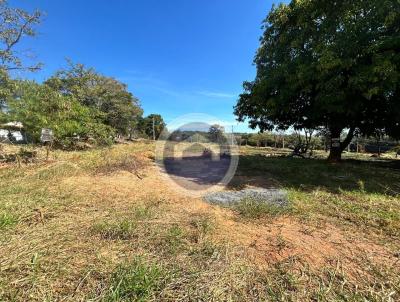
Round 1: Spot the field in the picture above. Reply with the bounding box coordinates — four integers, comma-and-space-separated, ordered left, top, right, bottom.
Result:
0, 142, 399, 301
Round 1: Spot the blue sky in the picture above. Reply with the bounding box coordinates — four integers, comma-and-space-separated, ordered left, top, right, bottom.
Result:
11, 0, 282, 132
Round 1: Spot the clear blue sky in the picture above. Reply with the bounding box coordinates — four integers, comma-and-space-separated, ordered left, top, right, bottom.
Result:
11, 0, 282, 132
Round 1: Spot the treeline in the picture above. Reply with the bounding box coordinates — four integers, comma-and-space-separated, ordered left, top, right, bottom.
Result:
0, 1, 164, 148
235, 131, 399, 154
235, 132, 323, 149
0, 62, 165, 148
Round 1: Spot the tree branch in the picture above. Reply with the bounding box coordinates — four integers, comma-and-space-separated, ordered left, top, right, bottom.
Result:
340, 126, 356, 152
5, 14, 37, 54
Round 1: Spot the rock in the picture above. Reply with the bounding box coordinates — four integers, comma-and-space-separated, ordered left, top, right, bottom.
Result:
204, 188, 288, 207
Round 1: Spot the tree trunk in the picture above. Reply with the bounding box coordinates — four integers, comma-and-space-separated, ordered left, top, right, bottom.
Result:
327, 126, 356, 162
328, 133, 342, 161
328, 146, 342, 162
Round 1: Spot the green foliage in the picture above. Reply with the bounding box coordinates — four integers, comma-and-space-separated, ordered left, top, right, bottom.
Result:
235, 0, 400, 160
7, 81, 114, 145
45, 61, 143, 136
208, 124, 225, 143
0, 69, 15, 121
138, 114, 165, 139
247, 132, 275, 147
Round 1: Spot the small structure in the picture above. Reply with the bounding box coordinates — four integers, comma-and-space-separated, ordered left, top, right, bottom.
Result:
40, 128, 54, 143
0, 122, 25, 143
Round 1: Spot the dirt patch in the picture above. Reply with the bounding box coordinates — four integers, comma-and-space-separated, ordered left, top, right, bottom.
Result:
63, 164, 396, 276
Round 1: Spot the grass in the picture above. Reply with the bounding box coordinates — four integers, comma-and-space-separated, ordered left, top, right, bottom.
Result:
233, 197, 291, 219
162, 225, 186, 254
0, 212, 18, 230
91, 202, 160, 240
105, 257, 168, 302
237, 150, 400, 194
236, 148, 400, 237
0, 141, 399, 301
190, 214, 215, 242
290, 189, 400, 237
92, 219, 138, 240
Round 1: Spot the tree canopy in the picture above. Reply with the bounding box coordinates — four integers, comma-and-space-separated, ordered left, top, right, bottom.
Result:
45, 61, 143, 136
208, 124, 225, 143
2, 60, 163, 147
234, 0, 400, 161
7, 81, 114, 145
138, 114, 166, 140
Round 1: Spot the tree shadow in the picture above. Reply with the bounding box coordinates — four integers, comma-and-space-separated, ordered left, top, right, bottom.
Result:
161, 155, 232, 191
230, 154, 400, 195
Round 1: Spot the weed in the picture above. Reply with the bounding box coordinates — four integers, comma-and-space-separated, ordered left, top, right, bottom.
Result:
162, 225, 186, 255
190, 214, 215, 243
105, 257, 167, 302
0, 212, 18, 230
92, 219, 138, 240
233, 197, 290, 219
189, 240, 222, 261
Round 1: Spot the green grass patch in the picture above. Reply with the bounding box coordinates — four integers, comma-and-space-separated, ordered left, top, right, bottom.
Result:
162, 225, 186, 255
237, 154, 400, 195
105, 257, 168, 302
290, 189, 400, 236
91, 219, 138, 240
233, 197, 291, 219
0, 212, 18, 230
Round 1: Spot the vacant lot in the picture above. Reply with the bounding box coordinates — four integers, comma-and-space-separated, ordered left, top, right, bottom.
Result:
0, 142, 399, 301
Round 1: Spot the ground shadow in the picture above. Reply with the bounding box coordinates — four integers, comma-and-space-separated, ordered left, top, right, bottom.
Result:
162, 155, 232, 191
231, 154, 400, 195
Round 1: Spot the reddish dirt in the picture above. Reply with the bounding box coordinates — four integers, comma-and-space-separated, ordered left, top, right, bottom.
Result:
61, 162, 397, 276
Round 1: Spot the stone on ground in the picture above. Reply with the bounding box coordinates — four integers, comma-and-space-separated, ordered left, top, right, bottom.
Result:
204, 188, 288, 207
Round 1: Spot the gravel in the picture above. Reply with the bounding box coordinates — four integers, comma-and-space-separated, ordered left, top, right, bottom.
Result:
204, 188, 289, 207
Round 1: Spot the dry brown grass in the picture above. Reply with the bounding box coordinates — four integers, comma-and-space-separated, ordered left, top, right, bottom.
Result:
0, 141, 399, 301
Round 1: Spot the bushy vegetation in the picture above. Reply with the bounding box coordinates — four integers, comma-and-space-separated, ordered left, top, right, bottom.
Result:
1, 62, 167, 147
235, 0, 400, 161
7, 80, 115, 146
0, 2, 164, 148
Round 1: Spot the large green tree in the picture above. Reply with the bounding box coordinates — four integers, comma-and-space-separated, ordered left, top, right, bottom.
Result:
139, 114, 165, 140
235, 0, 400, 161
7, 81, 114, 144
45, 61, 143, 136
